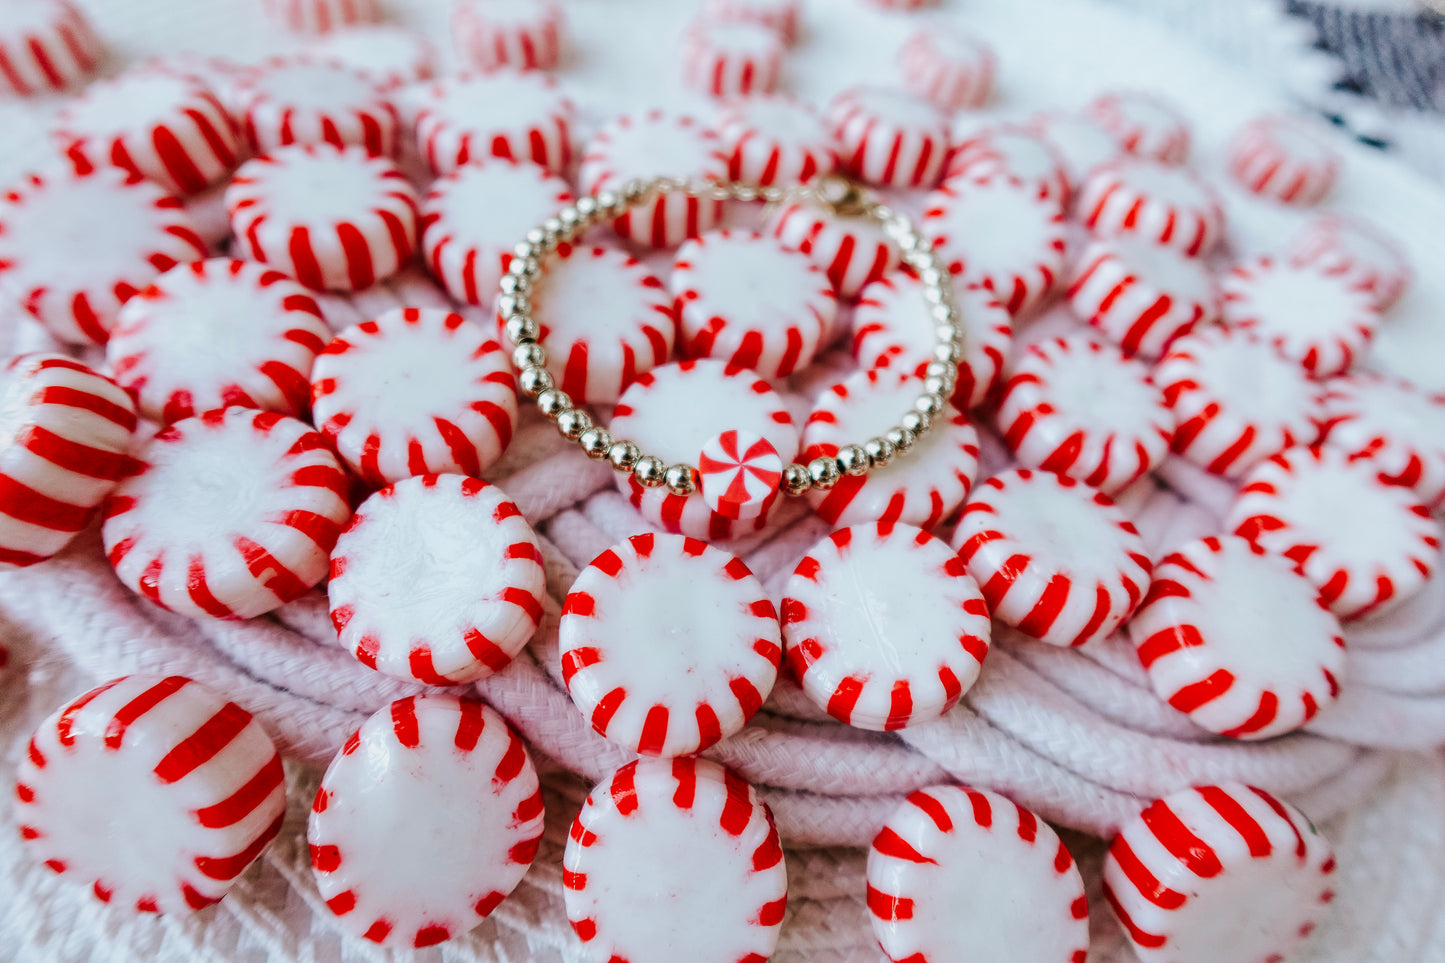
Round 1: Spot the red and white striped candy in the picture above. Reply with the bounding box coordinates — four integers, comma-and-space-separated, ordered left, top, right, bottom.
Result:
782, 522, 990, 730
422, 158, 574, 307
953, 468, 1151, 648
1077, 160, 1224, 259
1029, 111, 1122, 196
329, 475, 544, 685
0, 0, 98, 96
560, 533, 781, 756
943, 125, 1069, 204
1087, 91, 1191, 165
15, 674, 286, 914
1104, 783, 1336, 963
1320, 372, 1445, 510
1229, 444, 1442, 620
0, 166, 207, 345
802, 369, 980, 530
767, 197, 899, 301
1130, 535, 1345, 740
610, 359, 799, 541
0, 354, 136, 569
862, 0, 936, 9
310, 25, 435, 91
702, 0, 800, 44
452, 0, 564, 72
717, 95, 837, 187
527, 244, 674, 405
107, 259, 331, 425
997, 335, 1174, 495
311, 308, 516, 487
564, 758, 787, 960
226, 143, 419, 292
309, 695, 543, 948
1155, 326, 1323, 479
232, 56, 398, 157
1287, 213, 1410, 311
579, 111, 730, 249
264, 0, 381, 34
1067, 235, 1219, 359
923, 177, 1067, 317
1228, 114, 1340, 206
898, 25, 996, 113
828, 87, 950, 189
1221, 255, 1380, 378
101, 408, 350, 619
672, 230, 836, 379
51, 69, 240, 197
868, 786, 1089, 963
414, 71, 574, 176
681, 21, 783, 99
852, 270, 1013, 411
698, 430, 782, 521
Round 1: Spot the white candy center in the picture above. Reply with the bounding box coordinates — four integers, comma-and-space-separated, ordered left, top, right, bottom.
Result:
1, 176, 169, 287
254, 151, 387, 223
63, 73, 197, 131
984, 477, 1132, 586
250, 62, 376, 112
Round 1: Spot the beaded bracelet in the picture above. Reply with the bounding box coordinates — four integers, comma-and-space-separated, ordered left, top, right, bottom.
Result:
495, 174, 965, 497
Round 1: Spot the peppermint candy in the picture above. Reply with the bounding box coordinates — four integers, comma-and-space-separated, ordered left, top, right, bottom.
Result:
564, 758, 787, 962
232, 56, 398, 157
1228, 444, 1442, 621
1319, 372, 1445, 510
868, 787, 1089, 962
996, 335, 1174, 494
716, 95, 838, 187
1077, 159, 1225, 258
107, 258, 331, 424
1228, 114, 1340, 206
422, 158, 574, 307
672, 229, 837, 379
610, 360, 800, 541
0, 166, 207, 345
923, 177, 1067, 317
702, 0, 800, 44
51, 69, 240, 196
954, 468, 1151, 648
0, 354, 137, 569
1087, 90, 1191, 164
828, 87, 950, 189
1068, 235, 1219, 359
310, 307, 517, 487
767, 197, 899, 301
898, 25, 996, 112
414, 71, 574, 176
802, 368, 980, 530
1104, 784, 1336, 963
226, 143, 419, 292
782, 522, 991, 730
102, 408, 351, 620
16, 675, 286, 914
529, 244, 674, 405
263, 0, 382, 34
1155, 326, 1323, 479
309, 24, 435, 91
852, 270, 1013, 411
579, 111, 730, 249
1029, 110, 1122, 195
0, 0, 99, 96
1287, 213, 1410, 311
329, 475, 544, 685
1130, 535, 1345, 740
943, 125, 1069, 204
452, 0, 564, 72
1220, 255, 1380, 378
681, 21, 783, 99
559, 532, 781, 756
309, 696, 543, 948
698, 430, 783, 521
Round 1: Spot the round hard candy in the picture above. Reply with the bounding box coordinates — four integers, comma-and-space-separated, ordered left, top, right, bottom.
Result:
1228, 114, 1340, 206
1319, 372, 1445, 510
414, 71, 574, 176
1087, 90, 1191, 164
0, 0, 99, 96
898, 25, 996, 112
1077, 159, 1224, 258
452, 0, 564, 72
828, 86, 950, 189
716, 95, 837, 187
232, 55, 398, 157
1067, 234, 1219, 359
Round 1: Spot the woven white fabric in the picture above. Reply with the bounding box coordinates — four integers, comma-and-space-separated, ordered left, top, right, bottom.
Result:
3, 1, 1445, 961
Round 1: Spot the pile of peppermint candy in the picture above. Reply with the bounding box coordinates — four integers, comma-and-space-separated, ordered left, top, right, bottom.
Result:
1, 0, 1442, 961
